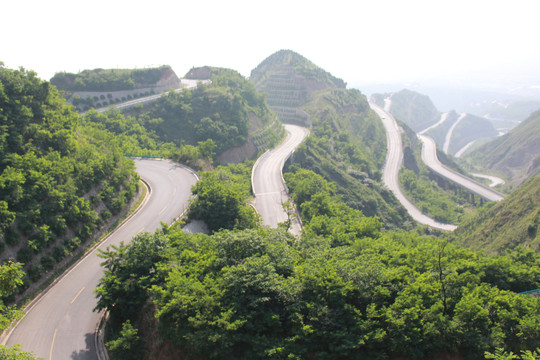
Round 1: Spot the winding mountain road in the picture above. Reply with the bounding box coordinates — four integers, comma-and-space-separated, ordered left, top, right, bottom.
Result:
418, 135, 505, 201
252, 124, 309, 235
3, 159, 198, 360
370, 103, 457, 231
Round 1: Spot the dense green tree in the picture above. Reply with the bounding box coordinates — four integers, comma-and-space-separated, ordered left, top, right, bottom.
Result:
189, 165, 259, 233
0, 64, 139, 289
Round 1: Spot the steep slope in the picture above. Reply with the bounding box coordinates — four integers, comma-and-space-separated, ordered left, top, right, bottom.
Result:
372, 90, 499, 155
250, 49, 346, 108
463, 109, 540, 184
443, 113, 499, 155
51, 66, 181, 111
0, 64, 138, 295
372, 89, 440, 132
251, 50, 412, 228
451, 174, 540, 254
122, 67, 285, 164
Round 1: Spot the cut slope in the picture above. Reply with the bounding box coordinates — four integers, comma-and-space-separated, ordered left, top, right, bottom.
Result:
251, 50, 412, 228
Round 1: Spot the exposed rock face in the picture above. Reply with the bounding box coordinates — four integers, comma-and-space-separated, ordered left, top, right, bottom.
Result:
217, 139, 258, 164
184, 66, 213, 80
156, 66, 181, 89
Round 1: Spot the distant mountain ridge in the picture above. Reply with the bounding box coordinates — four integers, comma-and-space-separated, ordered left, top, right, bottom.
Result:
371, 89, 499, 157
250, 49, 346, 110
463, 109, 540, 184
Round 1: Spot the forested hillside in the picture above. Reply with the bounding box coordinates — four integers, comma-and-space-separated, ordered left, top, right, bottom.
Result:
0, 64, 138, 294
96, 169, 540, 360
398, 121, 480, 224
371, 89, 440, 132
251, 50, 411, 228
452, 174, 540, 254
51, 65, 178, 92
462, 109, 540, 184
122, 68, 284, 163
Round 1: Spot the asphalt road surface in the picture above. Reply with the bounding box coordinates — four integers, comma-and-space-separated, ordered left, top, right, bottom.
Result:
370, 103, 458, 231
418, 134, 505, 201
252, 124, 309, 235
3, 159, 198, 360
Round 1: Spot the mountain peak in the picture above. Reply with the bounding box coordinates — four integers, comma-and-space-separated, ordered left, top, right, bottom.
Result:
250, 50, 346, 108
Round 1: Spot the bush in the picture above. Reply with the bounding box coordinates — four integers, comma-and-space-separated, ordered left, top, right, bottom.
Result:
17, 247, 33, 263
40, 255, 55, 271
27, 265, 43, 282
52, 246, 66, 262
5, 228, 20, 246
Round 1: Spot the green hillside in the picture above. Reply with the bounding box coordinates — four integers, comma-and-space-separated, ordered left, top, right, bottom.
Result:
372, 89, 440, 132
250, 49, 346, 108
398, 121, 480, 224
447, 113, 499, 155
251, 50, 412, 228
96, 171, 540, 360
0, 64, 138, 293
424, 110, 460, 144
122, 67, 284, 162
452, 174, 540, 254
50, 65, 178, 92
463, 109, 540, 184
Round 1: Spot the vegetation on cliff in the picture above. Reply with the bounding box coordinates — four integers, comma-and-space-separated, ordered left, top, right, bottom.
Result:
0, 64, 138, 292
250, 50, 412, 228
123, 68, 283, 157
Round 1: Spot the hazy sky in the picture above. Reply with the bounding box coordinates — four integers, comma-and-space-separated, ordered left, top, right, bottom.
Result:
2, 0, 539, 90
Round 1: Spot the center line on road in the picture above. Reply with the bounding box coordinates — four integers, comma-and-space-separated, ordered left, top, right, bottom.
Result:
159, 206, 167, 215
70, 286, 85, 305
50, 328, 57, 360
138, 227, 145, 233
173, 187, 177, 195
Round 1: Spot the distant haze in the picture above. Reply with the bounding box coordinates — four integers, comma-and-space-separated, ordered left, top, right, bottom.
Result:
2, 0, 539, 100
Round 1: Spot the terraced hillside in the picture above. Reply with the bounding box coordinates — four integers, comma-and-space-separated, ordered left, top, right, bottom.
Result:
251, 50, 412, 228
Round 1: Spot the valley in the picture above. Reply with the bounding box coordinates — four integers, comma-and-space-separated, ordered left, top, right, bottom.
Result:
0, 49, 539, 360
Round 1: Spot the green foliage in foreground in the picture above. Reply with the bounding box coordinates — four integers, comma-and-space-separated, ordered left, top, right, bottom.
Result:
96, 171, 540, 359
96, 226, 540, 360
0, 345, 40, 360
0, 261, 40, 359
188, 163, 260, 233
0, 65, 138, 288
485, 348, 540, 360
